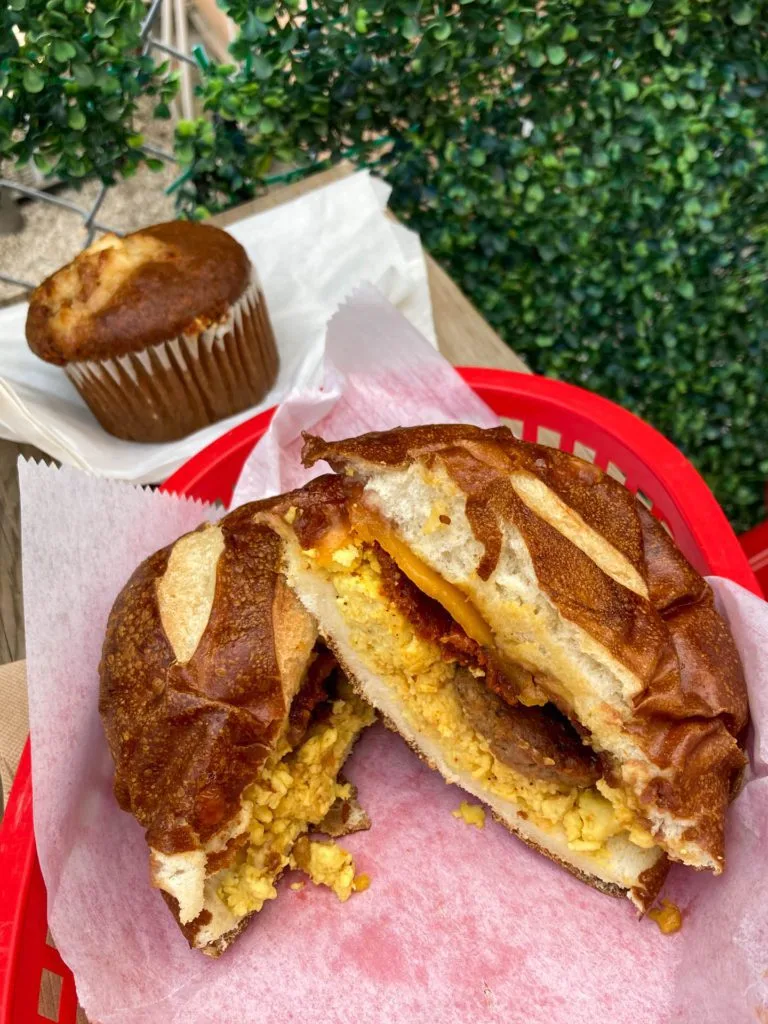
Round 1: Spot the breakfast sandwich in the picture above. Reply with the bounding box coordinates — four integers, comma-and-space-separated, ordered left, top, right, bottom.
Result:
99, 500, 374, 956
258, 426, 748, 912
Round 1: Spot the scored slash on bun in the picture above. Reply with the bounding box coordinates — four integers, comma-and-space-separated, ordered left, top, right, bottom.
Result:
300, 425, 748, 881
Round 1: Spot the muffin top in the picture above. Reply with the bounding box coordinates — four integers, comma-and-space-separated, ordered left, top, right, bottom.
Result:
26, 221, 251, 365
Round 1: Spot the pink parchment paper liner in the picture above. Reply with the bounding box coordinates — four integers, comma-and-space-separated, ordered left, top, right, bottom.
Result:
19, 286, 768, 1023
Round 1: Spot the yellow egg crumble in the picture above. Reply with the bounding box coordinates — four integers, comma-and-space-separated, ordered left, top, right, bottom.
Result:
453, 802, 486, 828
291, 836, 357, 901
306, 542, 653, 860
648, 899, 683, 934
217, 679, 374, 918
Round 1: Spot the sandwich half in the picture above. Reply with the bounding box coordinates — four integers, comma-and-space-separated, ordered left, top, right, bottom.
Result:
100, 500, 374, 955
265, 426, 747, 910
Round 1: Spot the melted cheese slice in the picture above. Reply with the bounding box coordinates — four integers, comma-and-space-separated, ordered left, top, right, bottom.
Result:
348, 502, 494, 648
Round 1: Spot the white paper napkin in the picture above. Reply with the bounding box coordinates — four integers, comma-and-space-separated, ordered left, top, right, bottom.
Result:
1, 171, 434, 483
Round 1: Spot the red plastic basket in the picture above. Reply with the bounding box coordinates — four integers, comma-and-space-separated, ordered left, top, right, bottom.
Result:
0, 368, 760, 1023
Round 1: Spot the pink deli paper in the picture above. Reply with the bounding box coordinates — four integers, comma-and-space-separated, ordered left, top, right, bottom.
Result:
18, 287, 768, 1024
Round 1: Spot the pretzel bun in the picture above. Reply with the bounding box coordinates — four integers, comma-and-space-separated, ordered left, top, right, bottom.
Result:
301, 425, 748, 878
100, 501, 372, 955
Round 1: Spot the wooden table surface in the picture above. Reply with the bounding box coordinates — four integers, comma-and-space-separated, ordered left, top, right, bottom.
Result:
0, 162, 526, 1023
0, 162, 527, 667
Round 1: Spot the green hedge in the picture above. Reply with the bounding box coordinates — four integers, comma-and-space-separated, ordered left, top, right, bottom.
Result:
175, 1, 768, 532
1, 0, 177, 182
4, 1, 767, 531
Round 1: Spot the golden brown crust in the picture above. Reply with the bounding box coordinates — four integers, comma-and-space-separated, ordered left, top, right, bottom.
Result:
99, 501, 295, 856
302, 424, 749, 869
26, 221, 250, 364
636, 506, 748, 734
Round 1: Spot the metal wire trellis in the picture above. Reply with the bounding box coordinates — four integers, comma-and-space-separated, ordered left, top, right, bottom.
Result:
0, 0, 180, 293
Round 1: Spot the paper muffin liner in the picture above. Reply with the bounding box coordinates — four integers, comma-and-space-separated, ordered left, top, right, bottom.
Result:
66, 277, 278, 443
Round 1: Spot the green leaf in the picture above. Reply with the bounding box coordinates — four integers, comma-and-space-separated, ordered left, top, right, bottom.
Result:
241, 97, 262, 116
175, 143, 194, 165
146, 158, 164, 172
23, 69, 45, 93
526, 183, 545, 204
72, 64, 94, 87
154, 102, 171, 119
242, 13, 268, 40
67, 108, 86, 130
683, 141, 698, 162
504, 20, 523, 46
653, 31, 672, 56
677, 281, 694, 299
33, 152, 53, 173
527, 48, 546, 68
620, 81, 639, 101
433, 21, 451, 41
730, 3, 754, 24
561, 24, 579, 42
402, 17, 419, 39
251, 55, 272, 80
628, 0, 652, 16
547, 45, 567, 66
92, 11, 115, 38
354, 8, 369, 32
469, 149, 486, 167
53, 40, 77, 62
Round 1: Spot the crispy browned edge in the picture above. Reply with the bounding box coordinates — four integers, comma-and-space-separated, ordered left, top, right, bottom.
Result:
26, 220, 251, 363
302, 425, 749, 871
99, 498, 316, 953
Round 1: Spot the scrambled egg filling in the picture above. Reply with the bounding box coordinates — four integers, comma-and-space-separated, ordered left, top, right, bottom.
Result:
307, 541, 652, 858
291, 836, 357, 901
648, 899, 683, 934
217, 679, 374, 918
453, 802, 486, 829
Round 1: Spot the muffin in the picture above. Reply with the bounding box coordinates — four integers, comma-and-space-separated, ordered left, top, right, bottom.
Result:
25, 221, 279, 443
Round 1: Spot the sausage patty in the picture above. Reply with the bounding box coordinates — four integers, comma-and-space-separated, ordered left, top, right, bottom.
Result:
453, 669, 600, 788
